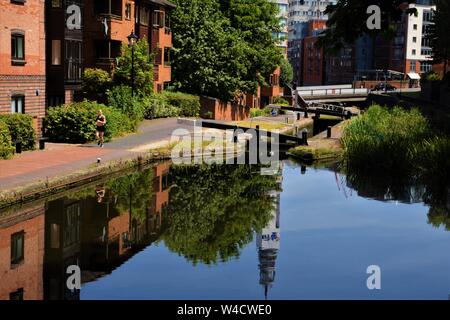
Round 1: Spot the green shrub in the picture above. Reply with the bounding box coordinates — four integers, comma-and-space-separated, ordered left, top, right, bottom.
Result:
0, 120, 14, 159
161, 91, 200, 117
83, 68, 112, 95
0, 114, 36, 151
144, 95, 179, 119
45, 100, 136, 143
273, 96, 290, 106
107, 85, 145, 121
143, 91, 200, 119
342, 105, 431, 174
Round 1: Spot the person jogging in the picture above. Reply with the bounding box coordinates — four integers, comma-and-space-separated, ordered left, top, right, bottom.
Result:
96, 110, 107, 147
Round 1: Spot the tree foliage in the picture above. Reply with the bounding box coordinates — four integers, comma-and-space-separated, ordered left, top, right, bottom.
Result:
170, 0, 283, 101
280, 58, 294, 88
113, 39, 154, 96
159, 164, 280, 265
429, 0, 450, 73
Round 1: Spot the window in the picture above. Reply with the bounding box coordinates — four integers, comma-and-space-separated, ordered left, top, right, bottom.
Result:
412, 49, 416, 55
413, 24, 417, 30
52, 0, 62, 8
52, 40, 61, 65
140, 6, 149, 26
410, 60, 416, 72
9, 289, 24, 301
11, 32, 25, 63
11, 231, 24, 266
153, 10, 165, 28
65, 39, 83, 81
125, 3, 132, 20
11, 95, 25, 114
412, 37, 417, 43
164, 47, 171, 66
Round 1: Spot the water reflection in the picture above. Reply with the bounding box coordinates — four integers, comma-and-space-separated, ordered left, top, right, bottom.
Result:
0, 162, 279, 300
1, 160, 449, 300
344, 166, 450, 231
257, 167, 282, 300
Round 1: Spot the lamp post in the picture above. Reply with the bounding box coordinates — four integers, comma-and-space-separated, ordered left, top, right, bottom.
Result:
127, 30, 138, 97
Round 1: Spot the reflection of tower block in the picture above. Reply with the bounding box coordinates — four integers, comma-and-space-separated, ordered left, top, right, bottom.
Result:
257, 190, 281, 299
259, 248, 278, 287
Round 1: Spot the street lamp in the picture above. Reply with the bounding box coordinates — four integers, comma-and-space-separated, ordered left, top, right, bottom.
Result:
127, 30, 138, 97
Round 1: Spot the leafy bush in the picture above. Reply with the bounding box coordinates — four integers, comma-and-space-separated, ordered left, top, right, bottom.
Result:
342, 105, 431, 174
161, 91, 200, 117
0, 113, 36, 151
107, 85, 145, 121
273, 96, 290, 106
83, 68, 112, 95
0, 120, 14, 159
421, 71, 442, 84
143, 91, 200, 119
114, 39, 154, 95
144, 95, 179, 119
45, 100, 136, 143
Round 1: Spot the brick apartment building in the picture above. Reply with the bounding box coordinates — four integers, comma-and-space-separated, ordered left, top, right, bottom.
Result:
0, 0, 46, 135
47, 0, 175, 107
0, 204, 45, 300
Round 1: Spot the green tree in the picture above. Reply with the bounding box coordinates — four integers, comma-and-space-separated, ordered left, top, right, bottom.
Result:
83, 68, 112, 96
159, 164, 280, 265
113, 39, 154, 96
429, 0, 450, 76
280, 58, 293, 88
170, 0, 282, 101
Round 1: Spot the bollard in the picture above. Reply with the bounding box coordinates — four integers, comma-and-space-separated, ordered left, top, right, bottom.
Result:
39, 139, 45, 150
301, 166, 306, 175
15, 141, 22, 154
304, 111, 309, 118
302, 129, 308, 146
297, 113, 301, 121
327, 126, 332, 139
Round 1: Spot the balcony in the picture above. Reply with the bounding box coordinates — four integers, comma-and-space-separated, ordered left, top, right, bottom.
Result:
95, 0, 123, 20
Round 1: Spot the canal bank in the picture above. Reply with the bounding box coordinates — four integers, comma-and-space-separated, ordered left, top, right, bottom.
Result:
0, 116, 304, 208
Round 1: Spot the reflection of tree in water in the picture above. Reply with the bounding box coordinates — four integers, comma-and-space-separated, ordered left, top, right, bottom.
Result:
344, 167, 450, 230
159, 164, 280, 266
105, 169, 154, 223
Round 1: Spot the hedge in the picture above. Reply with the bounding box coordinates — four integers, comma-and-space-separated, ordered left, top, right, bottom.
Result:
0, 113, 36, 151
0, 120, 14, 159
44, 100, 137, 143
144, 91, 200, 119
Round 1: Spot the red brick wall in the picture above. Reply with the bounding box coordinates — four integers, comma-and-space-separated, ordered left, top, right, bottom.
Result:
303, 36, 324, 86
0, 205, 45, 300
200, 96, 249, 121
0, 0, 46, 136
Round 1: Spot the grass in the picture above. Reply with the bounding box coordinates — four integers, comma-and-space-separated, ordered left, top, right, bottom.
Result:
234, 120, 286, 131
342, 104, 450, 180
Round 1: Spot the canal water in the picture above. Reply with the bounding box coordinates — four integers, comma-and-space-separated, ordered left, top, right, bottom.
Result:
0, 160, 449, 300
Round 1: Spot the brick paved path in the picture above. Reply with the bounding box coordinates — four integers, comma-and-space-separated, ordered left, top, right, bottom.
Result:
0, 118, 190, 191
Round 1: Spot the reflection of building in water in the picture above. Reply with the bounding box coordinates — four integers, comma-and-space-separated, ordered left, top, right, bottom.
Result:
257, 163, 283, 299
0, 204, 45, 300
43, 163, 171, 300
149, 163, 170, 236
